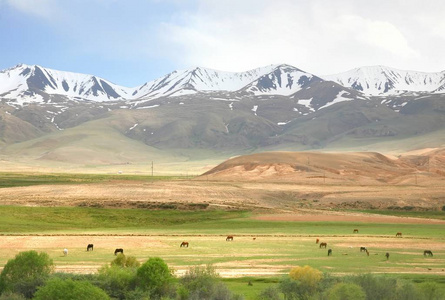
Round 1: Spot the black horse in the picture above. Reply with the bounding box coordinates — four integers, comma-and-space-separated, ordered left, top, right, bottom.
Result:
114, 248, 124, 255
385, 252, 390, 260
87, 244, 94, 251
360, 247, 367, 252
328, 249, 332, 256
424, 250, 433, 257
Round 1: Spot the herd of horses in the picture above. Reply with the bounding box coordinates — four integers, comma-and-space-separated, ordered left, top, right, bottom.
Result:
315, 231, 434, 258
60, 232, 435, 260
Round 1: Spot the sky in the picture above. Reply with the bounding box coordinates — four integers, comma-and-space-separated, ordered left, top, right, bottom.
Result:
1, 0, 444, 87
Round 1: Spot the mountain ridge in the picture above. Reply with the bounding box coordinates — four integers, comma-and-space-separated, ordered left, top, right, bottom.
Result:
2, 63, 445, 106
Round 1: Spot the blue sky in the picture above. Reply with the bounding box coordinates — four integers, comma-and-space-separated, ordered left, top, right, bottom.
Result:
1, 0, 444, 87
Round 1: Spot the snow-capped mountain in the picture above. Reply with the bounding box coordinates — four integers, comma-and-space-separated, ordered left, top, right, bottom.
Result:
324, 65, 445, 96
131, 64, 280, 99
242, 64, 323, 96
0, 64, 133, 104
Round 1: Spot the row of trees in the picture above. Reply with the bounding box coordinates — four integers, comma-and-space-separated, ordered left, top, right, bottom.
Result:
0, 251, 443, 299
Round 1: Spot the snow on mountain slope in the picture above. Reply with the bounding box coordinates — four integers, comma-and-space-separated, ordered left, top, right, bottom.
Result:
324, 65, 445, 96
131, 65, 279, 99
242, 64, 322, 96
0, 64, 133, 103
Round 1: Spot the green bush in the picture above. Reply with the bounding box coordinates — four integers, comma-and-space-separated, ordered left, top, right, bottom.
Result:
257, 286, 280, 300
350, 274, 396, 300
136, 257, 174, 298
0, 292, 26, 300
0, 250, 53, 298
111, 254, 140, 268
327, 282, 366, 300
97, 265, 137, 299
179, 265, 242, 300
33, 278, 109, 300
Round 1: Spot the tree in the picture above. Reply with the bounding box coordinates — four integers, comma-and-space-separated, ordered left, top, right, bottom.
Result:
327, 282, 366, 300
0, 250, 53, 298
289, 265, 323, 288
111, 253, 140, 268
135, 257, 174, 298
97, 265, 137, 300
178, 265, 242, 300
33, 278, 109, 300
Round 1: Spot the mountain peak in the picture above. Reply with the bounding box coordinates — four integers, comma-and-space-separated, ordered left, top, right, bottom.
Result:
324, 65, 445, 95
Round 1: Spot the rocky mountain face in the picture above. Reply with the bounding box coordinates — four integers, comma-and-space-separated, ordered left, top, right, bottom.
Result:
324, 65, 445, 95
0, 63, 444, 165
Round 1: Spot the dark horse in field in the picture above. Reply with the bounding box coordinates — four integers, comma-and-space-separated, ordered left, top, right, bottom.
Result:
353, 229, 359, 233
316, 238, 319, 244
424, 250, 433, 257
328, 249, 332, 256
319, 242, 327, 248
396, 232, 402, 237
114, 248, 124, 255
180, 241, 189, 248
87, 244, 94, 251
360, 247, 367, 252
226, 236, 234, 241
385, 252, 390, 260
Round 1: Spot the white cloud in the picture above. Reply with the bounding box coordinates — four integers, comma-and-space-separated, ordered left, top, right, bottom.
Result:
3, 0, 60, 19
156, 0, 443, 74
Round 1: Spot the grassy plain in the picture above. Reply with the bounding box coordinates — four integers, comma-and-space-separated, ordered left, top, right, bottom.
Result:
0, 173, 444, 299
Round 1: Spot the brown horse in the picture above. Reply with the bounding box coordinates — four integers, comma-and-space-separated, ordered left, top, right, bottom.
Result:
180, 241, 189, 248
424, 250, 433, 257
353, 229, 359, 233
385, 252, 390, 260
360, 247, 367, 252
319, 242, 327, 248
396, 232, 402, 237
114, 248, 123, 255
316, 238, 319, 244
87, 244, 94, 251
226, 236, 234, 241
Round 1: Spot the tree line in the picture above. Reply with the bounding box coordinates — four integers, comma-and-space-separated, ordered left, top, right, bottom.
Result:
0, 251, 443, 299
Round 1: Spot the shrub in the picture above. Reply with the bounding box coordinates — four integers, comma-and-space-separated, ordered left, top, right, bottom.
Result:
327, 282, 366, 300
289, 265, 323, 289
418, 282, 443, 300
350, 274, 396, 300
0, 250, 53, 298
179, 265, 242, 300
111, 254, 140, 268
136, 257, 174, 298
97, 265, 137, 299
0, 292, 26, 300
33, 278, 109, 300
257, 286, 281, 300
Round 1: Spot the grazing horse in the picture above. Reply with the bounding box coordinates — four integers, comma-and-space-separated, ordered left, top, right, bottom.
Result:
226, 236, 234, 241
180, 241, 189, 248
253, 237, 256, 240
114, 248, 124, 255
385, 252, 390, 260
366, 250, 369, 256
63, 248, 68, 256
396, 232, 402, 237
319, 242, 327, 248
353, 229, 359, 233
328, 249, 332, 256
424, 250, 433, 257
316, 238, 319, 244
360, 247, 367, 252
87, 244, 94, 251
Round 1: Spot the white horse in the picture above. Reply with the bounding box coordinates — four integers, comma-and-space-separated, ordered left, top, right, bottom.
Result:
63, 248, 68, 256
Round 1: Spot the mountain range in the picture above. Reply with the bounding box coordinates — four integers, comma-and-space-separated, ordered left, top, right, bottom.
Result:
0, 63, 444, 172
